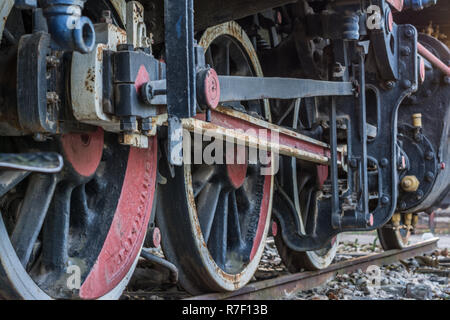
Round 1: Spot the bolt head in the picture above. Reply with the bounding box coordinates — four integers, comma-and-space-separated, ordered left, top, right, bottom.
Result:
425, 171, 435, 182
404, 28, 414, 38
416, 190, 424, 200
444, 76, 450, 86
381, 195, 390, 206
401, 79, 412, 89
385, 81, 395, 89
400, 46, 411, 56
380, 158, 389, 168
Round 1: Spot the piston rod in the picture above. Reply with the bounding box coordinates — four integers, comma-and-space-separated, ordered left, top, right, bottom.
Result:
143, 76, 354, 107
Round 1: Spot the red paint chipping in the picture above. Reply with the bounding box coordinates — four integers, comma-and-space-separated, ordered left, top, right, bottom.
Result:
135, 65, 150, 92
79, 136, 157, 299
61, 128, 104, 177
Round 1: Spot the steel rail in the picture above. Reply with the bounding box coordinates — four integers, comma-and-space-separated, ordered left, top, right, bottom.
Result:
187, 238, 439, 300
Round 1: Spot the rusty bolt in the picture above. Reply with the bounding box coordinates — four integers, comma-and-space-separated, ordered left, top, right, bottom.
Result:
46, 92, 60, 104
46, 56, 60, 68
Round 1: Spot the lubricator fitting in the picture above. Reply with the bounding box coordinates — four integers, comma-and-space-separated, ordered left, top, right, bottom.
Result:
412, 113, 422, 128
401, 175, 420, 192
404, 0, 437, 11
39, 0, 95, 53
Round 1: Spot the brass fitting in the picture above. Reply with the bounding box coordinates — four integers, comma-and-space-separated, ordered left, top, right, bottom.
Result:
412, 113, 422, 128
401, 175, 420, 192
405, 212, 413, 227
391, 213, 401, 227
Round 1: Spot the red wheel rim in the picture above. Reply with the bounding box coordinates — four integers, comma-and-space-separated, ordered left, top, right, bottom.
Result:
80, 136, 157, 299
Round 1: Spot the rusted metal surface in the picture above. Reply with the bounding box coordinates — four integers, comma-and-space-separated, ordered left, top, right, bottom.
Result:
188, 238, 439, 300
189, 108, 343, 166
71, 23, 126, 131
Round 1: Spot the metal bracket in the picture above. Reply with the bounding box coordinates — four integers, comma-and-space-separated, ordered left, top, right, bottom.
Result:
164, 0, 196, 165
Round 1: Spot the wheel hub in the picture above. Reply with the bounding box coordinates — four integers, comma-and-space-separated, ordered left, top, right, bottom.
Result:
60, 128, 104, 178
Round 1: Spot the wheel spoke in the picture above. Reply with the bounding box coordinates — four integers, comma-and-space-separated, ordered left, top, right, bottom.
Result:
302, 188, 314, 230
197, 182, 222, 243
208, 191, 229, 268
42, 183, 74, 271
227, 191, 243, 249
11, 174, 57, 268
0, 171, 30, 198
193, 165, 216, 197
236, 187, 251, 211
70, 184, 91, 231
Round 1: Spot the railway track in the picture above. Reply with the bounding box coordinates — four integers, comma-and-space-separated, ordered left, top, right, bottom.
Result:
186, 238, 439, 300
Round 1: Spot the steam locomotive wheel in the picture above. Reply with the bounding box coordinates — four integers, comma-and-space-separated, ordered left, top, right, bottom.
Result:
157, 22, 274, 294
0, 132, 157, 299
274, 158, 338, 271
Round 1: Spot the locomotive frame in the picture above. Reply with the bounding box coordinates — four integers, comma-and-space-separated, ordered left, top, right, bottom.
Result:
0, 0, 449, 299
